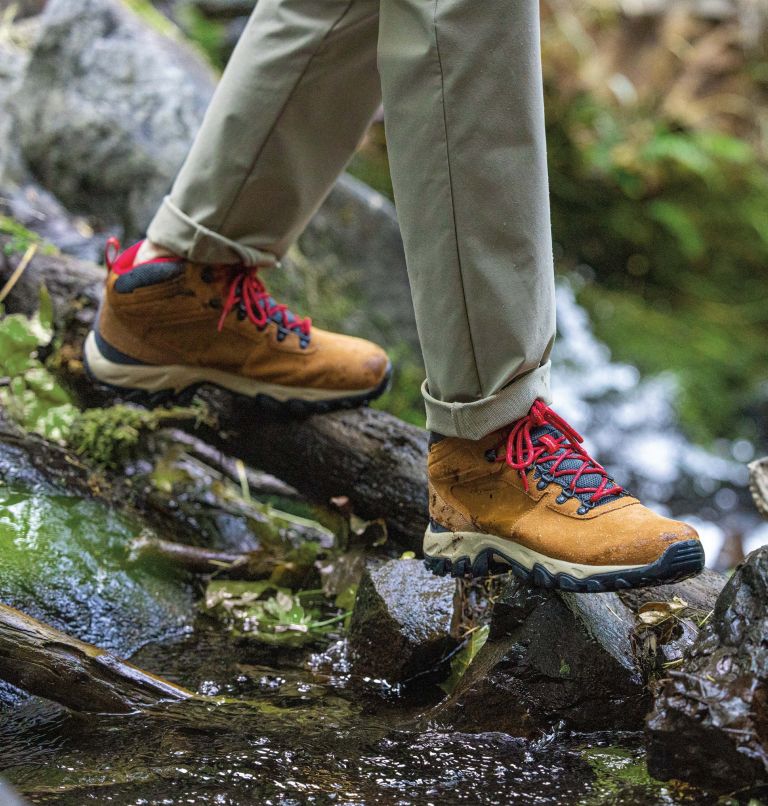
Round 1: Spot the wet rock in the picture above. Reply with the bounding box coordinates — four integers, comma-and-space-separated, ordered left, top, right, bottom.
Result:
646, 547, 768, 793
0, 419, 197, 707
0, 183, 103, 262
0, 1, 46, 18
297, 174, 417, 352
349, 559, 458, 687
438, 578, 650, 735
11, 0, 216, 236
0, 16, 34, 187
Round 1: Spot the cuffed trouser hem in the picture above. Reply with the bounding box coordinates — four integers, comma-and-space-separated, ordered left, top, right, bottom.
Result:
147, 197, 279, 267
423, 362, 552, 441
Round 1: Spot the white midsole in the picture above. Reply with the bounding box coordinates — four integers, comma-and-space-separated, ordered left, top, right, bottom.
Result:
85, 331, 379, 402
423, 528, 647, 579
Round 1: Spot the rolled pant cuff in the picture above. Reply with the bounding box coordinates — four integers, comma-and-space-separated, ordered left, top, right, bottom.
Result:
147, 197, 279, 267
423, 362, 552, 440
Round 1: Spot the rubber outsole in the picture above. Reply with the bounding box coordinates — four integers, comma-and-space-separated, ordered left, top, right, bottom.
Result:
424, 539, 705, 592
83, 337, 393, 416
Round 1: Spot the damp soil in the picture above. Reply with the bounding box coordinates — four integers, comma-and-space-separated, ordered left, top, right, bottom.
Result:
0, 622, 719, 806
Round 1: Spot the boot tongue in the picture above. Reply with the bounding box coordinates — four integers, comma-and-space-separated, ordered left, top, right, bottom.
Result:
263, 296, 303, 334
530, 424, 624, 508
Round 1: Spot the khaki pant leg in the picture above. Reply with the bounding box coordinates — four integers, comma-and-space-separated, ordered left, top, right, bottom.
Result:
148, 0, 381, 267
379, 0, 556, 439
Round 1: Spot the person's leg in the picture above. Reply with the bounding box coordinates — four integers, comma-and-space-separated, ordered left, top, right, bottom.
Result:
379, 0, 555, 441
148, 0, 382, 267
379, 0, 704, 590
87, 0, 391, 411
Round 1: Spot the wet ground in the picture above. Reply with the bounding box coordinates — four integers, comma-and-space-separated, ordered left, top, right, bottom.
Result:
0, 624, 719, 806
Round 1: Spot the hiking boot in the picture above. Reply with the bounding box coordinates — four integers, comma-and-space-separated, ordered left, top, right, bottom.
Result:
85, 240, 391, 412
424, 400, 704, 591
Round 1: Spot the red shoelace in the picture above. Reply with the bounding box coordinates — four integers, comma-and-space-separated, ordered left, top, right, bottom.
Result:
217, 266, 311, 338
104, 238, 311, 339
494, 400, 624, 504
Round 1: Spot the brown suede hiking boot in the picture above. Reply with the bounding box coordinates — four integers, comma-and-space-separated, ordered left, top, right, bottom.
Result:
424, 400, 704, 592
85, 240, 391, 412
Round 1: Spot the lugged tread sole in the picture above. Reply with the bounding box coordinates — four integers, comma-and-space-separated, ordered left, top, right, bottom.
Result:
424, 539, 705, 592
83, 347, 393, 416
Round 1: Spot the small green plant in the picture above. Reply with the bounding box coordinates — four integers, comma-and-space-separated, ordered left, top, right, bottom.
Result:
0, 289, 79, 441
68, 402, 213, 468
203, 580, 349, 647
0, 288, 212, 465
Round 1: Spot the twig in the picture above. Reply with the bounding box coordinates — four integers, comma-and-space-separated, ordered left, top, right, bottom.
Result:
0, 243, 38, 305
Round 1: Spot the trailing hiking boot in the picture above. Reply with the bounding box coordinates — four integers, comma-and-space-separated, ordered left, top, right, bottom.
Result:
85, 240, 391, 412
424, 400, 704, 592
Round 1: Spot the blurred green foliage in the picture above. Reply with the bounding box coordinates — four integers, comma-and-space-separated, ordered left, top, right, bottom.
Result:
0, 216, 57, 257
546, 92, 768, 442
176, 3, 227, 68
347, 100, 768, 442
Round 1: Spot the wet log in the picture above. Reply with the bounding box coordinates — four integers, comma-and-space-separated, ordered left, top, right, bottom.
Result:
0, 243, 428, 549
646, 547, 768, 794
0, 603, 192, 713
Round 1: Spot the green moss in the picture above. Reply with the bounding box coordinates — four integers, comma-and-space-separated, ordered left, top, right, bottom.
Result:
0, 288, 213, 465
68, 402, 213, 469
0, 486, 194, 656
580, 746, 661, 804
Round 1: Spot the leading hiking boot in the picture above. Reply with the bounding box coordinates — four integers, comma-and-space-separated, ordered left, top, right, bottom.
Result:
424, 400, 704, 592
85, 240, 391, 412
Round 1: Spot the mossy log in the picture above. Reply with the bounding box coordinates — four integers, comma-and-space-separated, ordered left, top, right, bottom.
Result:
0, 242, 429, 549
0, 603, 192, 713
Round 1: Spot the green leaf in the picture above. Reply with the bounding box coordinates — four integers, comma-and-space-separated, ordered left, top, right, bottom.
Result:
440, 625, 490, 696
647, 200, 705, 260
37, 284, 54, 334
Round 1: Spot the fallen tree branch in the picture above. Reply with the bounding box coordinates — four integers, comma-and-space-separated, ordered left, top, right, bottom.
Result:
128, 533, 247, 575
0, 243, 428, 549
0, 603, 192, 713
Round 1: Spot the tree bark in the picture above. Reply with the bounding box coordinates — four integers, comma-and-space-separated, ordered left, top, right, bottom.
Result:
749, 456, 768, 518
0, 242, 429, 549
0, 603, 192, 713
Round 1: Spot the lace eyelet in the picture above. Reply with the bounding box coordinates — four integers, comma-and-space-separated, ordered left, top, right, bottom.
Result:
577, 505, 589, 515
484, 449, 497, 463
556, 493, 569, 505
236, 309, 246, 321
537, 480, 548, 491
201, 266, 215, 283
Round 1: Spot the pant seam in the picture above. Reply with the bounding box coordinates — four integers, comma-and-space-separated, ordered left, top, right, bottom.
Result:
432, 0, 483, 412
214, 0, 360, 234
